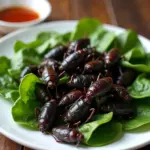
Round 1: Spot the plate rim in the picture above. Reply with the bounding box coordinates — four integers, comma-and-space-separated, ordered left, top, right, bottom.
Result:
0, 20, 150, 150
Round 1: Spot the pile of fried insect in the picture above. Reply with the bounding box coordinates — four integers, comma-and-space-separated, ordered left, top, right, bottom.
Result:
21, 38, 137, 146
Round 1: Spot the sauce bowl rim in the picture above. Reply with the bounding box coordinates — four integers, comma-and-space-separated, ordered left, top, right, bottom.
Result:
0, 0, 52, 27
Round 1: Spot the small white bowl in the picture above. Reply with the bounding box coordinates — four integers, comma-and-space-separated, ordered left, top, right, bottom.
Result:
0, 0, 52, 34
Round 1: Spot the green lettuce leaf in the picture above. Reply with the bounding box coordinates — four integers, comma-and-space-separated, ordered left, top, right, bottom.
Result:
14, 31, 71, 56
61, 32, 71, 43
122, 61, 150, 73
128, 73, 150, 98
12, 74, 43, 129
9, 48, 42, 79
123, 48, 145, 61
37, 31, 58, 42
0, 77, 19, 102
79, 112, 122, 146
116, 30, 144, 54
0, 74, 17, 89
35, 40, 51, 55
0, 56, 10, 75
86, 121, 122, 146
19, 73, 43, 103
14, 40, 42, 53
12, 97, 40, 130
0, 89, 19, 102
123, 98, 150, 130
90, 27, 115, 53
122, 53, 150, 73
0, 56, 19, 102
71, 18, 101, 40
36, 32, 71, 55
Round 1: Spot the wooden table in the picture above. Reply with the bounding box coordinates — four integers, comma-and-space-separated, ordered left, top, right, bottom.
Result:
1, 0, 150, 149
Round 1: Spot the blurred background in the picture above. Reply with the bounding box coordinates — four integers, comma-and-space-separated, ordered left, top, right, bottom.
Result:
0, 0, 150, 38
46, 0, 150, 38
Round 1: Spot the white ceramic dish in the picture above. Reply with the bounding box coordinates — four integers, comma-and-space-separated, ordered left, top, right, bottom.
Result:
0, 21, 150, 150
0, 0, 51, 34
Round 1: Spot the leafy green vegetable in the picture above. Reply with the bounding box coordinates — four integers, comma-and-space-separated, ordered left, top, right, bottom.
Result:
12, 48, 41, 67
123, 48, 145, 61
123, 98, 150, 130
90, 28, 115, 53
12, 97, 40, 130
12, 74, 43, 129
36, 32, 71, 54
128, 74, 150, 98
61, 32, 71, 43
90, 26, 104, 45
122, 53, 150, 73
10, 50, 24, 72
0, 56, 10, 75
71, 18, 101, 40
0, 75, 19, 102
0, 75, 18, 89
9, 48, 42, 78
79, 112, 121, 146
35, 40, 50, 54
87, 122, 122, 146
116, 30, 144, 54
19, 73, 42, 103
122, 61, 150, 73
0, 89, 19, 102
14, 31, 71, 56
8, 69, 21, 79
14, 40, 42, 53
0, 56, 19, 102
37, 31, 58, 42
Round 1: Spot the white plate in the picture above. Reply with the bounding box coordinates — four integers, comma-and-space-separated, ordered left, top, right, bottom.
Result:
0, 21, 150, 150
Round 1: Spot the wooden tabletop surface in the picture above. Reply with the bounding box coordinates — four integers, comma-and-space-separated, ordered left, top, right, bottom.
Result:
0, 0, 150, 149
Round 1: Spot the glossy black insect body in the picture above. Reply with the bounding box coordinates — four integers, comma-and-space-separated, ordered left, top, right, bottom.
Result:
68, 75, 96, 89
97, 94, 114, 106
104, 69, 112, 77
99, 102, 136, 120
105, 48, 121, 67
59, 49, 88, 71
52, 126, 84, 145
39, 58, 60, 71
68, 38, 90, 54
42, 67, 58, 88
84, 60, 104, 73
113, 84, 131, 101
86, 77, 113, 102
20, 65, 38, 78
64, 98, 95, 125
38, 100, 57, 132
104, 66, 120, 83
117, 69, 137, 86
35, 83, 51, 104
59, 90, 83, 107
44, 46, 67, 60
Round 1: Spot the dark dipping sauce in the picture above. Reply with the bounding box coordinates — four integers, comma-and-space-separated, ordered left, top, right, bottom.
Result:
0, 6, 39, 22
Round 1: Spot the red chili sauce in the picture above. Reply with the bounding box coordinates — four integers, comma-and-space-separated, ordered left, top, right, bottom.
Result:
0, 6, 39, 22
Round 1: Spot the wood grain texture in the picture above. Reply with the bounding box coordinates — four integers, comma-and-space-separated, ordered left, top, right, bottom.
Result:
0, 33, 5, 38
23, 147, 32, 150
111, 0, 150, 38
90, 0, 111, 23
0, 134, 22, 150
48, 0, 71, 20
70, 0, 111, 23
